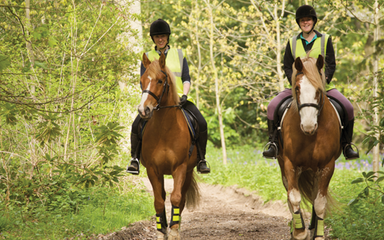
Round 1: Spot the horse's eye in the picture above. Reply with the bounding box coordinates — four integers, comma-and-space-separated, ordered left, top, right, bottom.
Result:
158, 80, 163, 84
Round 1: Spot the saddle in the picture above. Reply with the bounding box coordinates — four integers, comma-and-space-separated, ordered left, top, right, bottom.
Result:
273, 94, 346, 148
137, 108, 200, 157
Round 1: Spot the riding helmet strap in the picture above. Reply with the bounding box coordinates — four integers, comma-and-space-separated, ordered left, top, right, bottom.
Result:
170, 205, 180, 227
156, 209, 168, 234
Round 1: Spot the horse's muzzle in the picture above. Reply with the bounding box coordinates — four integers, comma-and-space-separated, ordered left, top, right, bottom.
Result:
138, 105, 153, 120
300, 123, 318, 135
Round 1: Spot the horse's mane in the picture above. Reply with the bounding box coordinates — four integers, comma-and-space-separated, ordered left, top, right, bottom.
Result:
146, 59, 179, 104
291, 52, 326, 110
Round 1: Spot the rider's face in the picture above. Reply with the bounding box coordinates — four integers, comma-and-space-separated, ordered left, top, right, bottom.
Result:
153, 34, 169, 49
299, 17, 314, 33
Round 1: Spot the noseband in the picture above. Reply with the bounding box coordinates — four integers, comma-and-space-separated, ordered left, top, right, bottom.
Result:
141, 70, 180, 110
295, 72, 325, 117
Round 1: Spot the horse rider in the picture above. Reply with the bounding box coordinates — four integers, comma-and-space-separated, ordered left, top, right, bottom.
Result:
262, 5, 359, 160
127, 19, 211, 175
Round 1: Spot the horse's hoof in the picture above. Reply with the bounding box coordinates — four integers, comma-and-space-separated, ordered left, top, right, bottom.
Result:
291, 228, 308, 240
157, 231, 167, 240
167, 228, 180, 240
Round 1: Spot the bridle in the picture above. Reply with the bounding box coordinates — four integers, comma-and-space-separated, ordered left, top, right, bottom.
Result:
295, 71, 325, 117
141, 70, 180, 110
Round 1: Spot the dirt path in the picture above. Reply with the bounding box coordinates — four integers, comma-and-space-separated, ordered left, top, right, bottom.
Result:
98, 177, 330, 240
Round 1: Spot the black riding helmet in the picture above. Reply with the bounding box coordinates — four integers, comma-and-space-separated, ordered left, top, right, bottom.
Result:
296, 5, 317, 31
150, 19, 171, 44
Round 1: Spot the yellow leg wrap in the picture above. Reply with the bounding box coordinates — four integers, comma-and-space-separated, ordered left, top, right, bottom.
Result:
316, 219, 324, 236
293, 212, 303, 229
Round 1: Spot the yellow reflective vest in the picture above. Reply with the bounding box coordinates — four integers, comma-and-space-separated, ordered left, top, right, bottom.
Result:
289, 34, 329, 59
289, 34, 335, 89
146, 48, 186, 98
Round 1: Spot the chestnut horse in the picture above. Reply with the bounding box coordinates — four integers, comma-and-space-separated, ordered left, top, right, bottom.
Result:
137, 52, 200, 240
278, 54, 340, 240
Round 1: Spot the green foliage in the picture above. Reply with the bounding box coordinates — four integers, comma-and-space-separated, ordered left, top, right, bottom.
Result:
327, 170, 384, 239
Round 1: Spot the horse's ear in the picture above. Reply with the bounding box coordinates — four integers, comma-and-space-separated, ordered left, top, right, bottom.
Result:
143, 53, 151, 68
294, 57, 303, 72
316, 55, 324, 71
159, 52, 166, 70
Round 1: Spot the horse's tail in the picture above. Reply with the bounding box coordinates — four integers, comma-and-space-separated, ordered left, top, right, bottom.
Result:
185, 171, 200, 210
298, 170, 337, 215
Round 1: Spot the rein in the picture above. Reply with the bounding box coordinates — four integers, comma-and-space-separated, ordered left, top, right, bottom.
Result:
295, 71, 325, 117
142, 70, 181, 110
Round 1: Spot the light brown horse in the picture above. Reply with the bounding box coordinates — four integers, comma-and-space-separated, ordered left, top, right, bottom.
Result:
278, 54, 341, 240
137, 52, 200, 240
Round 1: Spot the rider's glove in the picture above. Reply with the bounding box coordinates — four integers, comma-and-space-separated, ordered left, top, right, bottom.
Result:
179, 94, 188, 106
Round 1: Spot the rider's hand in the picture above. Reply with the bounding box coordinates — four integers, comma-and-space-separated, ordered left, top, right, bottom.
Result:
179, 94, 188, 106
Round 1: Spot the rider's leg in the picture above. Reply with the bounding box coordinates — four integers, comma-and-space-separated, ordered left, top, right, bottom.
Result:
327, 89, 359, 160
262, 89, 292, 159
183, 101, 210, 174
127, 115, 142, 175
342, 118, 359, 160
262, 119, 278, 159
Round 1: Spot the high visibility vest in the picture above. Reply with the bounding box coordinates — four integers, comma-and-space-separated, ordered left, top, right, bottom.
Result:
147, 48, 186, 97
289, 34, 335, 89
289, 34, 329, 60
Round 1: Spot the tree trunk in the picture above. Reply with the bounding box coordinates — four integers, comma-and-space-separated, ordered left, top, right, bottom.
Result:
373, 0, 380, 176
206, 0, 227, 164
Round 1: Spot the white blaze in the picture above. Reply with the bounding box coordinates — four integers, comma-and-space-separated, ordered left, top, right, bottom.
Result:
299, 76, 318, 131
138, 76, 152, 114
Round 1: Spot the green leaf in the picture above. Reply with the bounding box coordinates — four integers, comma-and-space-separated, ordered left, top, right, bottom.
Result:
351, 178, 364, 184
382, 195, 384, 205
364, 187, 369, 197
348, 198, 359, 206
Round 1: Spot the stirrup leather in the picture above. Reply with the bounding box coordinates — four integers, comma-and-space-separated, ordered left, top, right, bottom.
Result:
126, 158, 140, 175
262, 142, 278, 159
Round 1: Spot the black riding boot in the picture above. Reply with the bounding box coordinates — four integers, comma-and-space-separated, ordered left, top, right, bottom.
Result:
197, 129, 210, 174
262, 119, 278, 159
126, 133, 142, 175
342, 118, 359, 160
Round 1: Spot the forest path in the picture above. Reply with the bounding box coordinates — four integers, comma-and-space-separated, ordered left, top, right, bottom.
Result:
98, 177, 331, 240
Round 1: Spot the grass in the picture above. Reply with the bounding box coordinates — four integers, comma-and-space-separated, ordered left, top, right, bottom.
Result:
0, 179, 153, 239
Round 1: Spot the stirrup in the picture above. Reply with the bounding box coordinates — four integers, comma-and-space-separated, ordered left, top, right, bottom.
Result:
262, 142, 278, 159
343, 143, 360, 160
197, 159, 210, 174
126, 158, 140, 175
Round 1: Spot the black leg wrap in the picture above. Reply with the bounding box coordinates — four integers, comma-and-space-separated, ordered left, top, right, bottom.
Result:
309, 206, 316, 230
156, 209, 168, 234
169, 205, 180, 227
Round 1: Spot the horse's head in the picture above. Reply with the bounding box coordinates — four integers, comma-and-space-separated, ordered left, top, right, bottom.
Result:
292, 55, 326, 135
137, 52, 178, 120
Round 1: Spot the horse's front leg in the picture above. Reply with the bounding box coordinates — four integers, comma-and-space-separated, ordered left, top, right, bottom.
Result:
168, 163, 188, 240
284, 161, 308, 240
310, 162, 335, 240
147, 167, 168, 239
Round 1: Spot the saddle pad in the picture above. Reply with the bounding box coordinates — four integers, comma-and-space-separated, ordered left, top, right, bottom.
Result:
181, 108, 197, 140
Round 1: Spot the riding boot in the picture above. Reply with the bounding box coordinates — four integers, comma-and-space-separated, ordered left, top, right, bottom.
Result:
262, 119, 278, 159
197, 129, 210, 174
342, 118, 359, 160
126, 133, 142, 175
